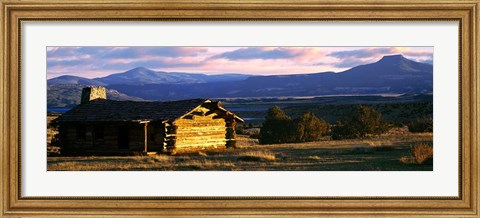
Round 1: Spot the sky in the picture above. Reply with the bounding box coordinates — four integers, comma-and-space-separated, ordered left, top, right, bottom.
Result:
47, 46, 433, 79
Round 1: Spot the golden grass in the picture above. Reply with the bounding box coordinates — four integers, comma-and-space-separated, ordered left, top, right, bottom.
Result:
179, 159, 236, 170
47, 133, 433, 171
308, 155, 322, 160
253, 133, 432, 150
237, 150, 276, 162
399, 156, 415, 164
197, 151, 208, 157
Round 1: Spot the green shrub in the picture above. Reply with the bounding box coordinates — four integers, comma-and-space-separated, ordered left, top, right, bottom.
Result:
331, 105, 389, 140
259, 107, 329, 144
259, 106, 295, 144
294, 112, 330, 142
407, 116, 433, 133
331, 121, 356, 140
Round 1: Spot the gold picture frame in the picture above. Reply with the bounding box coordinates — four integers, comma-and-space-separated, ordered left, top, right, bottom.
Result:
1, 0, 478, 217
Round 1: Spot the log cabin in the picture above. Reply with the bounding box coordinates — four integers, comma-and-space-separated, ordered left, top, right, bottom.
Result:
52, 87, 243, 155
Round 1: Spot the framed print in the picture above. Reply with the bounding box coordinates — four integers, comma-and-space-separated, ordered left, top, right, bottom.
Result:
1, 0, 478, 217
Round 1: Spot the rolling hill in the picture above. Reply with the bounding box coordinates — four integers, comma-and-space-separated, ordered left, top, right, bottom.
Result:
48, 75, 107, 86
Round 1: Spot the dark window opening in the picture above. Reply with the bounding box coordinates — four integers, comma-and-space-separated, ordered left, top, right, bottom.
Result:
94, 125, 104, 139
118, 126, 129, 149
76, 125, 86, 139
150, 133, 155, 142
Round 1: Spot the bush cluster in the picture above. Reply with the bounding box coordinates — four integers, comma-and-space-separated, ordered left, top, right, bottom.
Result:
259, 105, 392, 143
407, 116, 433, 133
259, 106, 329, 144
331, 105, 389, 140
293, 112, 330, 142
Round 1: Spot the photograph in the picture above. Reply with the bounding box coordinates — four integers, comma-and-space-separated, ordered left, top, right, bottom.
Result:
2, 0, 478, 216
46, 46, 434, 171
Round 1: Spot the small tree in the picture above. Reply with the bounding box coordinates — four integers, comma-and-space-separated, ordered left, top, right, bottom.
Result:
294, 112, 329, 142
351, 105, 385, 137
259, 106, 293, 144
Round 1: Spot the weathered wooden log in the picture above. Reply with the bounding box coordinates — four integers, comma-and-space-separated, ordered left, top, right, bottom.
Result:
225, 119, 237, 148
175, 131, 226, 136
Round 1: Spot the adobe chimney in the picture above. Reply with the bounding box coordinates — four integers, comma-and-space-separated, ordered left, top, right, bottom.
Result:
81, 86, 107, 104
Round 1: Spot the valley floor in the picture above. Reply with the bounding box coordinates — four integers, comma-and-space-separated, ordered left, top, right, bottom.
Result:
47, 133, 433, 171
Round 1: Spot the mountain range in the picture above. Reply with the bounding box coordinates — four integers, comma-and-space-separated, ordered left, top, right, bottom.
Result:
49, 67, 251, 86
47, 54, 433, 107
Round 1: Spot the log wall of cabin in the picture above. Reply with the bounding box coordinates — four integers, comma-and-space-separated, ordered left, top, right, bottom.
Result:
173, 112, 227, 149
60, 123, 148, 152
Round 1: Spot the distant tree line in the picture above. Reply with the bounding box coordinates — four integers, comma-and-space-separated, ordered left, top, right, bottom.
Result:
258, 105, 432, 144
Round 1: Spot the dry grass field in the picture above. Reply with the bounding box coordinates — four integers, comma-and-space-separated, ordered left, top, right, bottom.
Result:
47, 133, 433, 171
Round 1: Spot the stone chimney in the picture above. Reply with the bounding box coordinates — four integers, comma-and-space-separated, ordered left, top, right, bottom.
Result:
81, 86, 107, 104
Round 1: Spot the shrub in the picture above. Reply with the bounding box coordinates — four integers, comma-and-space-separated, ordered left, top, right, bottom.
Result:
407, 116, 433, 133
410, 143, 433, 164
350, 105, 388, 136
259, 107, 330, 144
294, 112, 330, 142
331, 121, 357, 140
331, 105, 389, 140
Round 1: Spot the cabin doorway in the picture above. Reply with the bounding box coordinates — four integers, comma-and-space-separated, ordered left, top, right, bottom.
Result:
118, 126, 129, 149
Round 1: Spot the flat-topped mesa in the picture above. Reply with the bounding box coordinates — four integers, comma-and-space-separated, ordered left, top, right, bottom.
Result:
81, 86, 107, 104
377, 54, 408, 64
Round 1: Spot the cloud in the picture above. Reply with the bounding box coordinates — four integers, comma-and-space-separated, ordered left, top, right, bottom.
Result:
48, 47, 207, 59
210, 47, 330, 66
329, 48, 396, 59
47, 47, 211, 78
98, 47, 208, 59
333, 59, 371, 68
212, 47, 301, 60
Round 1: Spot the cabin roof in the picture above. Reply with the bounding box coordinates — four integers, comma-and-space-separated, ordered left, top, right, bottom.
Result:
54, 98, 243, 123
